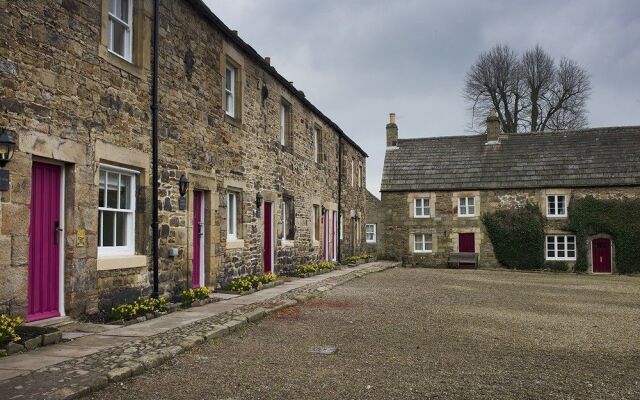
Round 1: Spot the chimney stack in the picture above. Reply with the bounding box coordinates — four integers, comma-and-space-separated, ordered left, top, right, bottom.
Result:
386, 113, 398, 147
264, 56, 271, 65
486, 109, 501, 143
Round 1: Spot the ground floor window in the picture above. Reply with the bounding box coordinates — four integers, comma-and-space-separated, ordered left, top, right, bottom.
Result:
366, 224, 376, 243
546, 235, 576, 260
98, 165, 137, 256
414, 233, 432, 253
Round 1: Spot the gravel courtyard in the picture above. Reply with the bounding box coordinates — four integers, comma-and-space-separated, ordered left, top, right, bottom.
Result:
88, 268, 640, 400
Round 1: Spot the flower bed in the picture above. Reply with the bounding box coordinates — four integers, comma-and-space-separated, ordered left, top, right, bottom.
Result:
343, 253, 374, 265
289, 261, 337, 278
181, 287, 213, 307
217, 273, 282, 295
0, 315, 62, 357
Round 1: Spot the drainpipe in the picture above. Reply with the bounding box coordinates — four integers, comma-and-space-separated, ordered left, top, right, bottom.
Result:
337, 137, 343, 263
151, 0, 160, 297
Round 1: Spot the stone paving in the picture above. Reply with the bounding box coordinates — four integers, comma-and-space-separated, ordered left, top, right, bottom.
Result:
0, 262, 395, 400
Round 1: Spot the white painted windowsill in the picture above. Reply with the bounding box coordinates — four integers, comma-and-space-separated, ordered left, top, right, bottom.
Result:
281, 239, 295, 248
97, 255, 147, 271
226, 239, 245, 250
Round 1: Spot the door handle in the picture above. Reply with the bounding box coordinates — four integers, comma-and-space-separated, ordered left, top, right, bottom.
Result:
599, 256, 603, 263
54, 221, 63, 245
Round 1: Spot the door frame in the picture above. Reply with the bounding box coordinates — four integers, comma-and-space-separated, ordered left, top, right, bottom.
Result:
263, 201, 275, 274
29, 159, 66, 320
192, 190, 205, 288
591, 237, 613, 274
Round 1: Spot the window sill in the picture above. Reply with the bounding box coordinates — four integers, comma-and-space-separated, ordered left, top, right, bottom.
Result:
98, 45, 145, 79
413, 251, 433, 254
281, 239, 295, 248
546, 215, 568, 219
226, 239, 245, 250
414, 216, 431, 219
366, 240, 377, 244
97, 255, 147, 271
224, 113, 242, 128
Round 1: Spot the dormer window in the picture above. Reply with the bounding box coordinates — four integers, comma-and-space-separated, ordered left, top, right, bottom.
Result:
547, 195, 567, 217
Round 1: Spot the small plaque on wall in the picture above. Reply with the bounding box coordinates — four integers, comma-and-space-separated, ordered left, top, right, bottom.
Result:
0, 170, 9, 191
76, 229, 86, 247
178, 196, 187, 210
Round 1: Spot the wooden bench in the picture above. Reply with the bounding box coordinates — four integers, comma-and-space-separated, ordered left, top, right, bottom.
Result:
447, 252, 479, 269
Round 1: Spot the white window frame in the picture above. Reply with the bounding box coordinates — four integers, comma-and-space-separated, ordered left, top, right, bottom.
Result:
312, 205, 320, 241
458, 197, 476, 217
227, 192, 238, 240
351, 159, 355, 186
281, 200, 287, 241
313, 127, 319, 163
413, 233, 433, 254
98, 165, 138, 257
546, 235, 576, 261
339, 213, 344, 240
358, 163, 362, 187
366, 224, 376, 243
547, 195, 568, 217
414, 198, 430, 218
108, 0, 133, 62
225, 64, 236, 118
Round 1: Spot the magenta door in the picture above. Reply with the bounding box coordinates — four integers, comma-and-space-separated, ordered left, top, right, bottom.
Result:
331, 211, 337, 261
322, 211, 328, 261
592, 238, 612, 273
28, 162, 62, 321
263, 202, 273, 273
192, 191, 204, 288
459, 233, 475, 253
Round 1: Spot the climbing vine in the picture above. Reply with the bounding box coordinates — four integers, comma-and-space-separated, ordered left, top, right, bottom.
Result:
481, 203, 545, 269
565, 196, 640, 273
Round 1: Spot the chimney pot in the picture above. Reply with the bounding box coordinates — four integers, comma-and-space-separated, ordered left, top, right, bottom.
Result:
265, 56, 271, 65
386, 112, 398, 148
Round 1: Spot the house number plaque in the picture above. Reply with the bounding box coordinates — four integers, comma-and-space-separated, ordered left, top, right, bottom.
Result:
76, 228, 86, 247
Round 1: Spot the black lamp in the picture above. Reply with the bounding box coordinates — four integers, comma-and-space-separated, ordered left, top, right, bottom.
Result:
178, 174, 189, 197
0, 128, 16, 168
321, 206, 326, 215
255, 192, 264, 217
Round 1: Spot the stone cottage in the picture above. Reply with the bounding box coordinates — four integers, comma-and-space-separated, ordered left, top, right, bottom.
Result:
0, 0, 367, 321
380, 112, 640, 272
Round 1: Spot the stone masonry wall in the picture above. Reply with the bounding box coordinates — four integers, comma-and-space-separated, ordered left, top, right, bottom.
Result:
382, 186, 640, 270
0, 0, 367, 318
365, 190, 383, 256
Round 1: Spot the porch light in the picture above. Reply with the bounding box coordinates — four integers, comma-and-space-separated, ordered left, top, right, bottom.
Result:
0, 128, 16, 167
178, 174, 189, 197
255, 192, 264, 217
321, 206, 326, 215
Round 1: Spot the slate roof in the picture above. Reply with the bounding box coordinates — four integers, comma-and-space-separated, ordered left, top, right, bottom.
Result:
381, 126, 640, 192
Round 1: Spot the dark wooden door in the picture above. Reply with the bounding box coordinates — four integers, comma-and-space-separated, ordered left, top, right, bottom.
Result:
459, 233, 475, 253
592, 238, 612, 273
28, 162, 62, 321
192, 191, 204, 288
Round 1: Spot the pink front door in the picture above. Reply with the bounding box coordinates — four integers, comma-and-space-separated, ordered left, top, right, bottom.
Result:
331, 211, 337, 261
192, 191, 204, 288
263, 202, 273, 273
28, 162, 62, 321
322, 210, 329, 261
459, 233, 475, 253
592, 238, 612, 273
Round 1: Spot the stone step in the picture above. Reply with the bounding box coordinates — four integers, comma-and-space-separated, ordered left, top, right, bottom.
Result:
25, 316, 74, 328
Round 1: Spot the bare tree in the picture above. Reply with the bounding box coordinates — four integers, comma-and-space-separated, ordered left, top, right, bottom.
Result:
465, 44, 591, 133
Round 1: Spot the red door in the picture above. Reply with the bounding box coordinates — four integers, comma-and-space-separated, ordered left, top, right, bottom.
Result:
263, 202, 273, 273
322, 210, 328, 261
459, 233, 475, 253
592, 238, 612, 273
28, 162, 62, 321
192, 191, 204, 288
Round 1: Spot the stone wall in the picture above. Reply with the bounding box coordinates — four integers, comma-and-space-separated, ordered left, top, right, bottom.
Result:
382, 186, 640, 270
0, 0, 367, 318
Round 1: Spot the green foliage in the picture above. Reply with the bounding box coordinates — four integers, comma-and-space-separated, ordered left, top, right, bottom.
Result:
565, 196, 640, 273
224, 273, 278, 293
544, 261, 569, 272
344, 253, 374, 264
181, 287, 211, 306
0, 314, 23, 344
109, 296, 167, 321
482, 203, 545, 269
291, 262, 336, 277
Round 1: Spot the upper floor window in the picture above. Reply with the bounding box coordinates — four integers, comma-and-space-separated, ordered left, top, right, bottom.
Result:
98, 165, 137, 256
415, 198, 430, 218
339, 213, 344, 240
227, 192, 238, 240
225, 63, 237, 118
547, 195, 567, 217
458, 197, 475, 217
414, 233, 433, 253
546, 235, 576, 260
108, 0, 133, 61
280, 101, 291, 146
313, 127, 319, 163
351, 159, 355, 186
358, 163, 363, 187
366, 224, 376, 243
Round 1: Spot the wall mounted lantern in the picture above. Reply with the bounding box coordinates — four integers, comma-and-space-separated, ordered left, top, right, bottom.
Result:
255, 191, 264, 217
0, 128, 16, 168
321, 206, 326, 216
178, 174, 189, 210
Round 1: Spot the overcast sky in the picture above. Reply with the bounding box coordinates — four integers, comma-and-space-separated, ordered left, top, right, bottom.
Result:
204, 0, 640, 197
